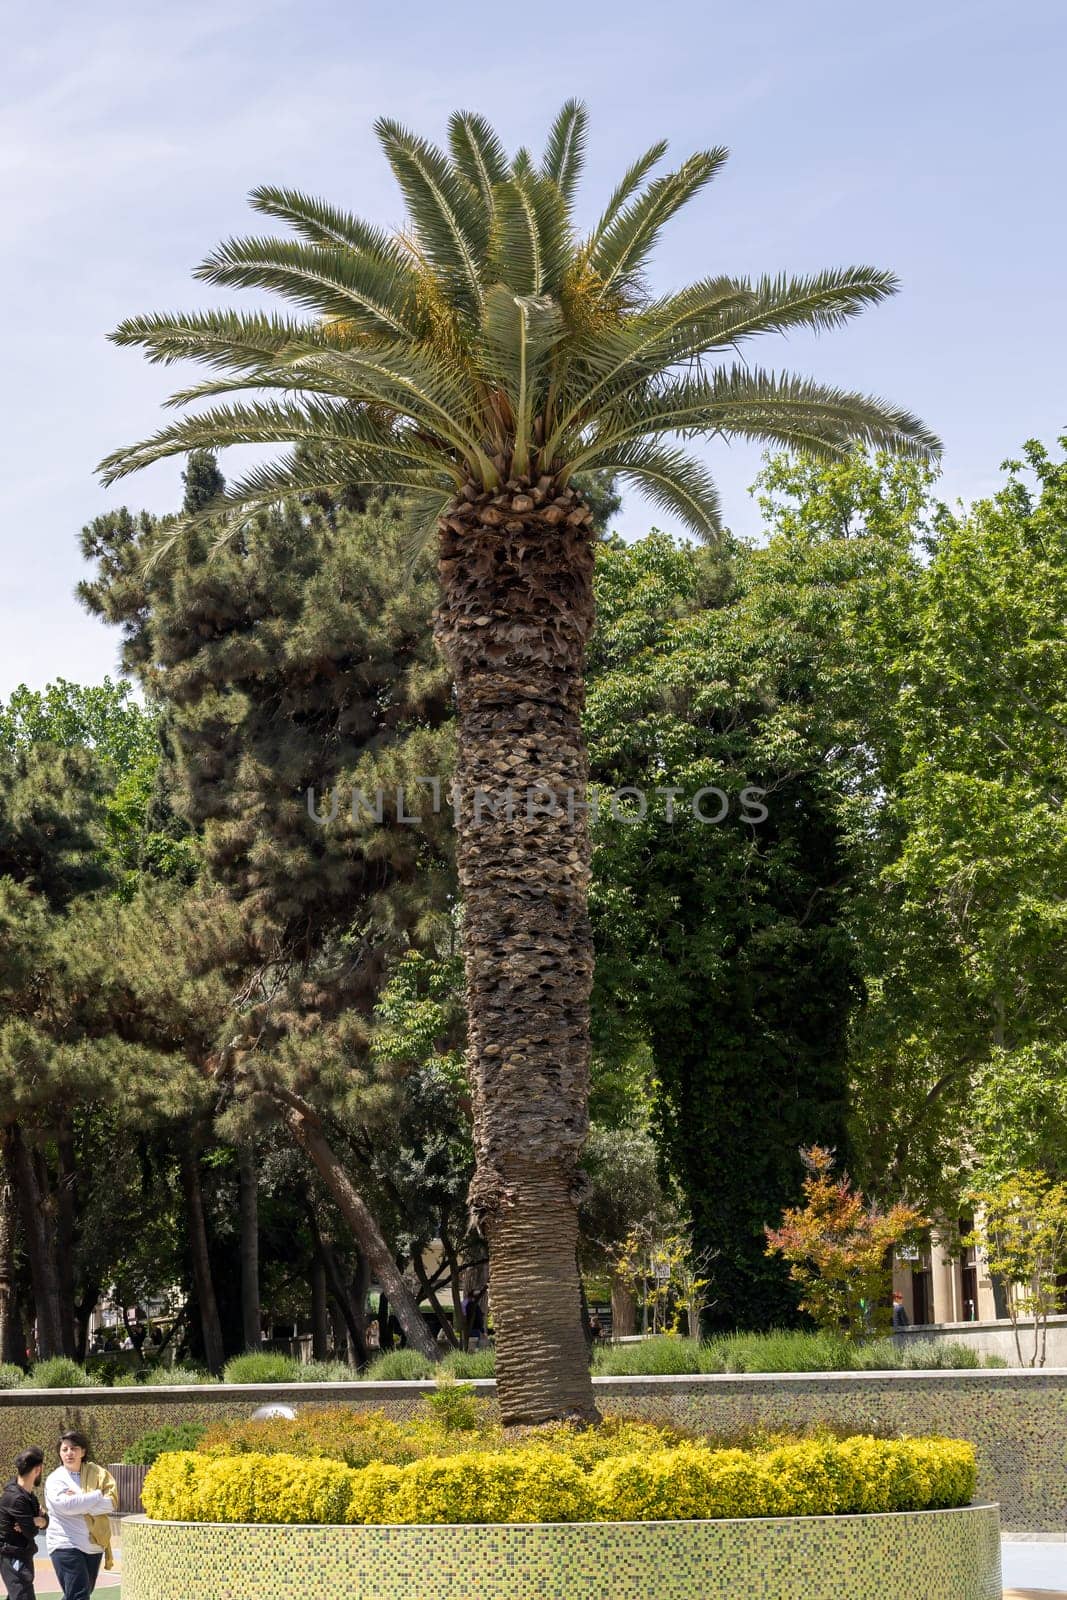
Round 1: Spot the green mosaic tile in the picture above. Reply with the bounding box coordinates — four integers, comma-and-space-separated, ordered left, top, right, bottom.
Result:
122, 1505, 1002, 1600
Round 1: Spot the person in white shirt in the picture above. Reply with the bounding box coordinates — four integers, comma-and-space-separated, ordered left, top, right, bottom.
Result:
43, 1434, 116, 1600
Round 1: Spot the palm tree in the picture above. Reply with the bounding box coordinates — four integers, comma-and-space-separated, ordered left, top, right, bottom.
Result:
100, 102, 938, 1424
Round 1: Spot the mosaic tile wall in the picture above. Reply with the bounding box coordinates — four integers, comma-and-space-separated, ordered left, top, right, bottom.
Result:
2, 1370, 1062, 1529
121, 1505, 1002, 1600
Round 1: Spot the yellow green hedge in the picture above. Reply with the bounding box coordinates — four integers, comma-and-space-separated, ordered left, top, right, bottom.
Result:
143, 1435, 976, 1526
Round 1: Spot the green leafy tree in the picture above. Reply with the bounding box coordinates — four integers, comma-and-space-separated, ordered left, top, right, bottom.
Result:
964, 1171, 1067, 1367
80, 488, 457, 1361
757, 441, 1067, 1214
99, 102, 936, 1422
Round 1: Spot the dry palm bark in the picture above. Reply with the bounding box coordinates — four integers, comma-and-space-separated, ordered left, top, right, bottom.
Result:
435, 477, 598, 1424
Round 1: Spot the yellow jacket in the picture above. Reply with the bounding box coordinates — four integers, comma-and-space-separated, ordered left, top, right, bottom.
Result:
83, 1462, 118, 1571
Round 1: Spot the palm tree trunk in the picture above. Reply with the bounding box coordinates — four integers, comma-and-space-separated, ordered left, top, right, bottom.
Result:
278, 1094, 440, 1362
238, 1142, 261, 1352
179, 1144, 225, 1374
435, 481, 598, 1424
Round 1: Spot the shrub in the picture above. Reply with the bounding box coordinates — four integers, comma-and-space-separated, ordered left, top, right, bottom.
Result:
199, 1407, 436, 1469
301, 1361, 357, 1383
592, 1337, 704, 1377
709, 1329, 854, 1373
422, 1378, 482, 1432
361, 1450, 593, 1525
125, 1422, 208, 1466
21, 1357, 92, 1389
144, 1450, 355, 1524
148, 1432, 977, 1526
145, 1365, 217, 1385
362, 1349, 435, 1381
441, 1348, 495, 1379
0, 1364, 24, 1390
223, 1352, 303, 1385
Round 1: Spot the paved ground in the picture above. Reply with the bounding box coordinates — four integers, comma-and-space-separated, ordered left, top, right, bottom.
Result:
1002, 1540, 1067, 1595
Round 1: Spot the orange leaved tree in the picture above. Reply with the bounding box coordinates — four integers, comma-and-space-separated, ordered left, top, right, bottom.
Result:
765, 1146, 926, 1338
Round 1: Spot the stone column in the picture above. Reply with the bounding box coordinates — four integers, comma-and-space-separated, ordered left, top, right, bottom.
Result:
930, 1229, 962, 1324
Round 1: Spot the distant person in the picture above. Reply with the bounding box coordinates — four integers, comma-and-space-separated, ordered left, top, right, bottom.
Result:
463, 1289, 486, 1347
44, 1432, 117, 1600
1, 1446, 48, 1600
588, 1311, 603, 1343
892, 1292, 910, 1330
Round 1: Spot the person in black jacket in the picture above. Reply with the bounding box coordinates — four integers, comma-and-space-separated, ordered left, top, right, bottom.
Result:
0, 1447, 48, 1600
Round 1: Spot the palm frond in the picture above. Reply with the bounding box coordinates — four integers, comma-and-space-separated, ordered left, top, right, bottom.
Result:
375, 118, 487, 316
448, 112, 509, 213
148, 451, 456, 564
575, 367, 942, 464
109, 309, 323, 370
194, 235, 421, 339
575, 438, 722, 539
541, 99, 587, 206
487, 173, 571, 295
543, 277, 753, 456
590, 148, 729, 299
586, 139, 669, 247
248, 186, 406, 261
706, 267, 902, 346
280, 342, 492, 478
97, 398, 454, 487
479, 287, 565, 473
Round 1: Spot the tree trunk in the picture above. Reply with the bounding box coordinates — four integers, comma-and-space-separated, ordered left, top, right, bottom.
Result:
238, 1142, 261, 1352
434, 483, 598, 1424
55, 1122, 78, 1359
315, 1225, 369, 1368
178, 1145, 225, 1374
8, 1126, 63, 1360
281, 1099, 439, 1362
413, 1249, 458, 1348
310, 1252, 329, 1362
610, 1274, 636, 1338
0, 1140, 19, 1365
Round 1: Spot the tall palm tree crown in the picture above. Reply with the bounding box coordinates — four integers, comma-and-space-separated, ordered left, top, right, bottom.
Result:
102, 103, 938, 1427
100, 100, 938, 536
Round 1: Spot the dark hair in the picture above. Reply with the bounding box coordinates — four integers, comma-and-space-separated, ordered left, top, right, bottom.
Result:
58, 1430, 91, 1457
15, 1447, 44, 1477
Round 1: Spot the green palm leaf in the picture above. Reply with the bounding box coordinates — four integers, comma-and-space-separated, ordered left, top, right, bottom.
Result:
448, 112, 510, 212
590, 149, 729, 299
375, 118, 487, 316
541, 99, 587, 207
109, 309, 324, 370
194, 235, 421, 339
247, 186, 405, 262
586, 140, 668, 247
577, 438, 722, 538
576, 367, 941, 466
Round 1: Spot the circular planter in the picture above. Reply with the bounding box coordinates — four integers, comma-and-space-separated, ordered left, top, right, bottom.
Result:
123, 1503, 1001, 1600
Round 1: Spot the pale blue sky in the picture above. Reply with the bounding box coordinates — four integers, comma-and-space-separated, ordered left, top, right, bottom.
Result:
2, 0, 1064, 695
